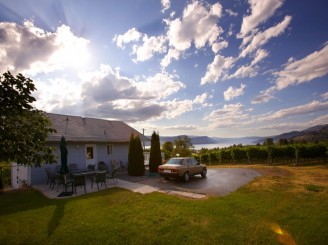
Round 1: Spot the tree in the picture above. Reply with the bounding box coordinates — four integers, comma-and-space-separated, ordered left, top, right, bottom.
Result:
263, 138, 274, 146
128, 132, 136, 175
0, 71, 56, 188
149, 131, 162, 173
134, 135, 145, 176
172, 136, 193, 157
162, 141, 173, 159
127, 133, 145, 176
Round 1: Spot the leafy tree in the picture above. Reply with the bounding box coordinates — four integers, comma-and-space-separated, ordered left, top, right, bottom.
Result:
134, 135, 145, 176
162, 141, 173, 159
263, 138, 274, 146
172, 136, 193, 157
0, 71, 56, 188
128, 132, 136, 175
149, 131, 162, 173
128, 133, 145, 176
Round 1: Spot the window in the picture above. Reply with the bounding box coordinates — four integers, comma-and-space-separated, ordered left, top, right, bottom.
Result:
86, 147, 94, 159
107, 144, 113, 155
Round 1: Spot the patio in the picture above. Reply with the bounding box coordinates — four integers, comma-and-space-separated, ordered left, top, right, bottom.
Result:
33, 171, 206, 199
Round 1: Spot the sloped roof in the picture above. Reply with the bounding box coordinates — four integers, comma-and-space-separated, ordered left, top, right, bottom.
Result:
46, 113, 149, 143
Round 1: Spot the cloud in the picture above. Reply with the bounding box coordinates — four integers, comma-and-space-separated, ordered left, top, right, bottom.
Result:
33, 77, 82, 113
200, 55, 236, 85
163, 124, 199, 131
258, 100, 328, 121
224, 84, 246, 101
251, 86, 276, 104
321, 92, 328, 100
113, 28, 142, 49
251, 48, 269, 65
0, 21, 90, 75
275, 42, 328, 90
161, 0, 170, 13
239, 0, 284, 38
204, 103, 250, 127
239, 15, 292, 58
225, 9, 238, 17
160, 48, 181, 67
212, 40, 228, 54
132, 35, 167, 62
166, 1, 222, 51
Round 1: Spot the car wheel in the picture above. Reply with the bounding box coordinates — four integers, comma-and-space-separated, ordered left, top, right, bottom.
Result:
183, 172, 190, 182
201, 168, 207, 178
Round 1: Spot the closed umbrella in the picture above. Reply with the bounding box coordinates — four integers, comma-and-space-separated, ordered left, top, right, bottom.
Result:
59, 136, 69, 174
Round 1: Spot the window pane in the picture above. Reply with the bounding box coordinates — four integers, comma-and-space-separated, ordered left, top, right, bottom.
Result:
86, 147, 94, 159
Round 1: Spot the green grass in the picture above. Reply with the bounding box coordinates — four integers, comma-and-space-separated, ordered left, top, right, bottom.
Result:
1, 166, 328, 244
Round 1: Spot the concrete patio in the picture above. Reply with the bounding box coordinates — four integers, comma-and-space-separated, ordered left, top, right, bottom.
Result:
33, 175, 206, 199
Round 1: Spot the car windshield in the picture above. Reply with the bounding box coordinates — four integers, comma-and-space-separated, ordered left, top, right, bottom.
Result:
166, 158, 183, 165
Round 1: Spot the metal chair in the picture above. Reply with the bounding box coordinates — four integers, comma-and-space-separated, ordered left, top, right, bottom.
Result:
107, 168, 118, 185
91, 171, 107, 190
72, 174, 86, 194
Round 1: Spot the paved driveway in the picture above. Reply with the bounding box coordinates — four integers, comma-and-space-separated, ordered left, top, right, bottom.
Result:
119, 168, 261, 196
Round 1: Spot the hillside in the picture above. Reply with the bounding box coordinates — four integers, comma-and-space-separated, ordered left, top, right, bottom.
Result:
256, 124, 328, 144
145, 124, 328, 147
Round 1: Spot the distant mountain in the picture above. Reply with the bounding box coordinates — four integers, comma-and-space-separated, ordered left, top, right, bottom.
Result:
256, 124, 328, 144
144, 124, 328, 147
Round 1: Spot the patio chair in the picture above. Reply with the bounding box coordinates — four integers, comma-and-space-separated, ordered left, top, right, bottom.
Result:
111, 160, 121, 170
53, 173, 73, 192
73, 174, 86, 194
69, 163, 80, 172
97, 161, 108, 171
87, 164, 96, 170
45, 167, 56, 188
107, 168, 118, 185
91, 171, 107, 190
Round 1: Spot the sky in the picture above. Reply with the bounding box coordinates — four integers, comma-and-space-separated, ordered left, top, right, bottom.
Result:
0, 0, 328, 138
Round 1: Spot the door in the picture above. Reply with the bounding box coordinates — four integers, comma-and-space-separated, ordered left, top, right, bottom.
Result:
85, 144, 97, 168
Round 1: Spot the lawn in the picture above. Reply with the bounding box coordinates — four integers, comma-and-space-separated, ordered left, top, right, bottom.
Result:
1, 165, 328, 244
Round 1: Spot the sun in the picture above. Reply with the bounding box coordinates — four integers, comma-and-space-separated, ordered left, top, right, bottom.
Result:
52, 25, 90, 69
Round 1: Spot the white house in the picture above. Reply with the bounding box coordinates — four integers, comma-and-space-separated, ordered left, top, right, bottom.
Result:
11, 113, 149, 188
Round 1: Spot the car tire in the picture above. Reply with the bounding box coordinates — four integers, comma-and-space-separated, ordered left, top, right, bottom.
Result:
201, 168, 207, 178
183, 172, 190, 182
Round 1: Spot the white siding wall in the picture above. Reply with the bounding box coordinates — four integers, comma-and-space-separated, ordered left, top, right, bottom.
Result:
26, 142, 129, 186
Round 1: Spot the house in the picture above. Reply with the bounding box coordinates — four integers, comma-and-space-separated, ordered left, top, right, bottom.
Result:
11, 113, 149, 188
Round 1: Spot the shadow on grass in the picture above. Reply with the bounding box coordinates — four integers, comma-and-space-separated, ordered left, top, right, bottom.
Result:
47, 200, 67, 237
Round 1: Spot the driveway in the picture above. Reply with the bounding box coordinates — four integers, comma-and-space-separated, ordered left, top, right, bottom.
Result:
118, 168, 261, 196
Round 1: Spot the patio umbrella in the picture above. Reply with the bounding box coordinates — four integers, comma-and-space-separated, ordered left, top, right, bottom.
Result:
59, 136, 69, 174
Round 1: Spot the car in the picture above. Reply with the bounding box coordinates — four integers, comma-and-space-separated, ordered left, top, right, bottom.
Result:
158, 157, 207, 182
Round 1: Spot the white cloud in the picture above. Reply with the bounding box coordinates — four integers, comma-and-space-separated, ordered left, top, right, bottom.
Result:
240, 15, 292, 58
132, 35, 167, 62
258, 100, 328, 121
251, 86, 276, 104
224, 84, 246, 101
275, 42, 328, 90
321, 92, 328, 100
0, 21, 90, 75
230, 64, 258, 79
212, 40, 228, 54
33, 77, 82, 113
251, 49, 269, 65
161, 0, 170, 13
204, 103, 249, 128
135, 71, 185, 99
166, 1, 222, 51
160, 48, 181, 67
113, 28, 142, 48
239, 0, 284, 38
225, 9, 238, 17
201, 55, 236, 85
